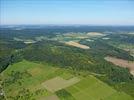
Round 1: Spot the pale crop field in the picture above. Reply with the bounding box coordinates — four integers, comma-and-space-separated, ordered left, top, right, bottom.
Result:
65, 41, 90, 49
87, 32, 105, 36
42, 95, 59, 100
42, 76, 80, 92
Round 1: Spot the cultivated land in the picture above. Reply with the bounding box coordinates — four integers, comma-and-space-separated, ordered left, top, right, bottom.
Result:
1, 60, 133, 100
42, 76, 80, 92
87, 32, 105, 36
1, 60, 76, 99
105, 56, 134, 75
43, 95, 59, 100
47, 32, 105, 42
65, 41, 90, 49
118, 44, 134, 57
65, 76, 133, 100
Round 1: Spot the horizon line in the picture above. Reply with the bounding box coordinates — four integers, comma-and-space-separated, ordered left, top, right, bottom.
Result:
1, 24, 134, 26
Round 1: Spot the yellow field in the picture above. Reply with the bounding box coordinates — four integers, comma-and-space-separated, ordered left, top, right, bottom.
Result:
65, 41, 90, 49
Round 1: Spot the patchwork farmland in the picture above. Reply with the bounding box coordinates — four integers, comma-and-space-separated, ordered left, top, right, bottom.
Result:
1, 60, 133, 100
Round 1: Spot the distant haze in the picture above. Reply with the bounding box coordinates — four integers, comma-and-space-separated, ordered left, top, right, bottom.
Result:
0, 0, 134, 25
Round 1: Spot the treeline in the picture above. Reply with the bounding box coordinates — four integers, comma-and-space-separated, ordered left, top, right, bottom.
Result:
80, 39, 134, 61
21, 41, 134, 82
0, 40, 25, 73
56, 89, 75, 100
107, 34, 134, 44
0, 53, 23, 73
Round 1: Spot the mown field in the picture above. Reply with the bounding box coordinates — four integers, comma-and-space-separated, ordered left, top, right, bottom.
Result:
1, 60, 133, 100
65, 76, 133, 100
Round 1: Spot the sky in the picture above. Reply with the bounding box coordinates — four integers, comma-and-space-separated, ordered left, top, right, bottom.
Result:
0, 0, 134, 25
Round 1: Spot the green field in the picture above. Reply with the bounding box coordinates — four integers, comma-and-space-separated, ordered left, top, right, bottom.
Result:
1, 60, 133, 100
65, 76, 133, 100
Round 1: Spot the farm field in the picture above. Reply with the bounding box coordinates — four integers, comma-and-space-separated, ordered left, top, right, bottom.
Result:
43, 95, 59, 100
65, 76, 133, 100
65, 41, 90, 49
108, 42, 134, 57
52, 32, 105, 42
1, 60, 133, 100
87, 32, 105, 36
1, 60, 75, 100
117, 44, 134, 57
42, 76, 80, 92
105, 56, 134, 75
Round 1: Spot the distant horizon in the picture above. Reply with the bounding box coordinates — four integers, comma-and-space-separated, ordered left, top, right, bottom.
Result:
1, 0, 134, 25
1, 24, 134, 26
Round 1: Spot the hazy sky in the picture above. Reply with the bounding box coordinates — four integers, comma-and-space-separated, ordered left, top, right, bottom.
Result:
0, 0, 134, 25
